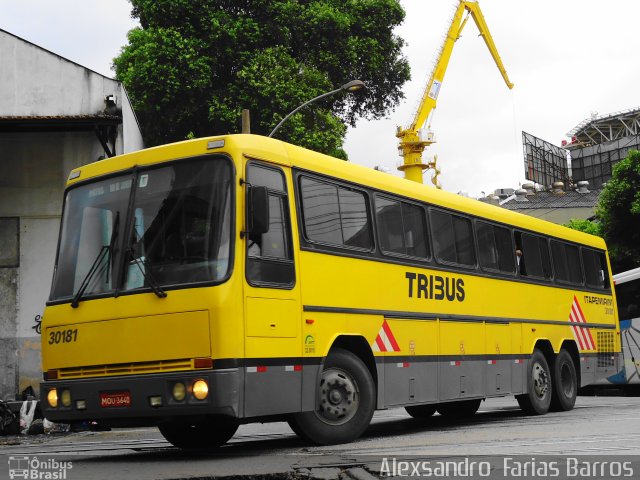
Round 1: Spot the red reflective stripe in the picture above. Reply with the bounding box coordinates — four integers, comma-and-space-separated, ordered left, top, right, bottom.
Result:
382, 320, 400, 352
294, 365, 302, 371
375, 334, 387, 352
256, 366, 267, 373
570, 306, 589, 349
572, 298, 596, 350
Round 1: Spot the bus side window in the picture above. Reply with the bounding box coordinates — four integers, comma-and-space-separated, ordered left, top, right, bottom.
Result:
375, 195, 429, 259
476, 221, 515, 274
517, 231, 552, 280
245, 163, 294, 288
431, 209, 475, 267
583, 248, 609, 290
299, 176, 372, 251
551, 240, 583, 286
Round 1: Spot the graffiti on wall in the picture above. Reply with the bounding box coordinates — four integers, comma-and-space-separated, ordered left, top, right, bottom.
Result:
31, 315, 41, 335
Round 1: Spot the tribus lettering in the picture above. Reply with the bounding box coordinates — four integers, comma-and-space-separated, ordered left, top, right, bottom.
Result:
406, 272, 465, 302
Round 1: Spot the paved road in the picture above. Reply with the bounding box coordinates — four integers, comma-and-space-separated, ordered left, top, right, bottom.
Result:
2, 395, 640, 479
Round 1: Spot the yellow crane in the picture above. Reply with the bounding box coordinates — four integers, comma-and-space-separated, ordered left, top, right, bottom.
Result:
396, 0, 514, 187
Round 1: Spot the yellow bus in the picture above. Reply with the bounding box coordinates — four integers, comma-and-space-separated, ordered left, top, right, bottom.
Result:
41, 135, 620, 447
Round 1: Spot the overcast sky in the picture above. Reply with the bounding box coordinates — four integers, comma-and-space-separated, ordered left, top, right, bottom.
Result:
2, 0, 639, 196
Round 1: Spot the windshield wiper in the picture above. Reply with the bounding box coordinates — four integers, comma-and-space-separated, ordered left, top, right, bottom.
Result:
128, 252, 168, 299
71, 211, 120, 308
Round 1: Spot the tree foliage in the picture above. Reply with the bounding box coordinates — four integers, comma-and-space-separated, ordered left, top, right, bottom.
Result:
114, 0, 410, 158
565, 218, 602, 237
566, 150, 640, 272
596, 150, 640, 272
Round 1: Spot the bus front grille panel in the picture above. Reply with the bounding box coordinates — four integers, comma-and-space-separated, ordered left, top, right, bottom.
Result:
58, 359, 193, 379
596, 331, 615, 367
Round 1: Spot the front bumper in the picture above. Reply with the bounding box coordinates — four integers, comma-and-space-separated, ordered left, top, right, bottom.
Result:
40, 368, 240, 425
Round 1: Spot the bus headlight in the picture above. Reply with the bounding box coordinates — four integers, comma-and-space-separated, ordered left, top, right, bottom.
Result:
172, 382, 186, 402
192, 380, 209, 400
60, 389, 72, 407
47, 389, 58, 408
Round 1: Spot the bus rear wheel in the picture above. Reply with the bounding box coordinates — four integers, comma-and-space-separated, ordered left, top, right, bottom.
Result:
289, 348, 375, 445
516, 349, 552, 415
158, 415, 238, 449
405, 404, 437, 418
550, 349, 577, 411
437, 399, 481, 417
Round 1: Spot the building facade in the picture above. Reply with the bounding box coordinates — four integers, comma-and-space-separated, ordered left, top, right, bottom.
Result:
0, 29, 144, 401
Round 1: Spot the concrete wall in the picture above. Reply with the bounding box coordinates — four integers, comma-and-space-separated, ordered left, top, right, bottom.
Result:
1, 30, 121, 117
120, 87, 145, 154
0, 132, 105, 400
0, 218, 19, 401
0, 30, 145, 401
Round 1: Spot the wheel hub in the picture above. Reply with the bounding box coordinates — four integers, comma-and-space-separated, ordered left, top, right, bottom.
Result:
316, 368, 359, 425
532, 362, 549, 398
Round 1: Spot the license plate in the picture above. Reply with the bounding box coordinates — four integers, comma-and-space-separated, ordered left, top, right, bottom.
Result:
100, 391, 131, 408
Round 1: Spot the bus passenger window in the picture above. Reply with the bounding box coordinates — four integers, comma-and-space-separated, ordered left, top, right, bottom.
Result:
300, 176, 372, 250
431, 210, 475, 267
583, 248, 610, 290
517, 232, 552, 280
476, 221, 515, 273
338, 189, 371, 249
375, 195, 429, 259
551, 240, 583, 285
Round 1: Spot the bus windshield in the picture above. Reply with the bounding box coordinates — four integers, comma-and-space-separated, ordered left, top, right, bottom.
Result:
50, 157, 233, 302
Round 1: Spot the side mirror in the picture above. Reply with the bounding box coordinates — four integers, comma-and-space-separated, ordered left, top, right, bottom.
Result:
248, 186, 270, 235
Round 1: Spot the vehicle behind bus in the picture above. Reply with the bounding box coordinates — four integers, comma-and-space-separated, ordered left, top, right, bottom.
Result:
40, 135, 621, 447
594, 267, 640, 387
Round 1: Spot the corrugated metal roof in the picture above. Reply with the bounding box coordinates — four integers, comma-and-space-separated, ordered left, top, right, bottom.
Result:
501, 189, 600, 210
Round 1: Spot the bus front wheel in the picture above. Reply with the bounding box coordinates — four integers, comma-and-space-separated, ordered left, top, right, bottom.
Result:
289, 348, 375, 445
550, 349, 577, 411
516, 348, 552, 415
158, 415, 238, 449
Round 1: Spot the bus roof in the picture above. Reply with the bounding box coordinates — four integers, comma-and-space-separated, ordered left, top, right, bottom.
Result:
68, 134, 607, 250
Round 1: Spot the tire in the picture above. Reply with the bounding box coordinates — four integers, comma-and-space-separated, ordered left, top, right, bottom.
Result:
405, 404, 437, 418
158, 415, 238, 449
289, 348, 376, 445
436, 399, 481, 417
516, 349, 552, 415
550, 349, 578, 411
287, 416, 311, 441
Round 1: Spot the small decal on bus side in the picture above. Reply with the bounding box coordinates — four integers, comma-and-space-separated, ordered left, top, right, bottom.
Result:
48, 329, 78, 345
405, 272, 465, 302
304, 335, 315, 354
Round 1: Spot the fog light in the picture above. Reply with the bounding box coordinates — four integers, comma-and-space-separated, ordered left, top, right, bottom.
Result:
61, 389, 72, 407
149, 396, 163, 408
47, 389, 58, 408
192, 380, 209, 400
172, 382, 186, 401
76, 400, 86, 410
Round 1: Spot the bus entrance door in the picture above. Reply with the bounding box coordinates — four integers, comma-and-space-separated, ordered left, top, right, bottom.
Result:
243, 161, 302, 417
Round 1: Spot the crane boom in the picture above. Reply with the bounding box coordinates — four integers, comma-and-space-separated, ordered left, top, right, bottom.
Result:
397, 0, 513, 186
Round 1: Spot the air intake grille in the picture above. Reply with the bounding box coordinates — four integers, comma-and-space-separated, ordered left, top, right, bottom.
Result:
58, 359, 193, 379
597, 331, 615, 368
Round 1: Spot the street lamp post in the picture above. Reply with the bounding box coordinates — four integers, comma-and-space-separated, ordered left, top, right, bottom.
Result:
268, 80, 365, 138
